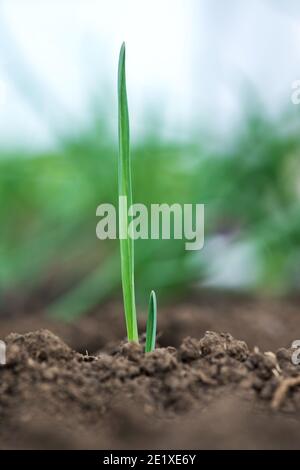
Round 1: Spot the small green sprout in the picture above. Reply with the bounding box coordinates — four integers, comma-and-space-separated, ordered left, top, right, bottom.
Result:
118, 42, 157, 352
145, 291, 157, 353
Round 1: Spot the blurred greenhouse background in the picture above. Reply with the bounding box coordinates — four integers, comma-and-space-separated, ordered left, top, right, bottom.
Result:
1, 0, 300, 320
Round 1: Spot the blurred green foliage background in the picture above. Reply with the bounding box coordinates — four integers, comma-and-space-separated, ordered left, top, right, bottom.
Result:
1, 100, 300, 321
1, 0, 300, 321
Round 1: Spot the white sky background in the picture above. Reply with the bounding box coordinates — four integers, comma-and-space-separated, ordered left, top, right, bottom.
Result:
0, 0, 300, 149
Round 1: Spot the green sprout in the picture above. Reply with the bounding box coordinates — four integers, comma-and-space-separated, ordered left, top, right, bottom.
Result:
118, 42, 157, 352
145, 291, 157, 353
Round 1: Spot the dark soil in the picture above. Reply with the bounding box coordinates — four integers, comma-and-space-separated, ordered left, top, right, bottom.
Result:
2, 292, 300, 354
1, 323, 300, 449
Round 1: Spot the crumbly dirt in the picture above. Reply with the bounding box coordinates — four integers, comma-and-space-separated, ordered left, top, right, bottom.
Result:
1, 327, 300, 449
1, 292, 300, 354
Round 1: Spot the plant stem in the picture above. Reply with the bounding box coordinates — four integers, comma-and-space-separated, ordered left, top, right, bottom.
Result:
145, 290, 157, 353
118, 43, 139, 342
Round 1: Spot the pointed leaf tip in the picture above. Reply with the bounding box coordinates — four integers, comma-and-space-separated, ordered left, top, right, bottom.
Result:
145, 290, 157, 353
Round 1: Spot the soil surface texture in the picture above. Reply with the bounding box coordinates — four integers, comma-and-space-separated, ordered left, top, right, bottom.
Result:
1, 318, 300, 449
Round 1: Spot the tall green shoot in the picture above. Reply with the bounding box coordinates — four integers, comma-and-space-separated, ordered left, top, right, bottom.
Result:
118, 42, 157, 352
118, 42, 138, 342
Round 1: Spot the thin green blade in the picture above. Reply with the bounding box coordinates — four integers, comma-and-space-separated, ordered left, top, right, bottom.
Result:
118, 42, 138, 342
145, 290, 157, 353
